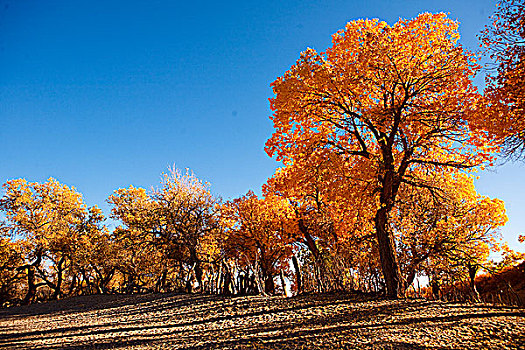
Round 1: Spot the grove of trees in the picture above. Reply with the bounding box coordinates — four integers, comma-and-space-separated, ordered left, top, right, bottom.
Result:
1, 6, 524, 306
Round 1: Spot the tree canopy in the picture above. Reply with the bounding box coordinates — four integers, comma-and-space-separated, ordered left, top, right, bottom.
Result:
266, 13, 498, 297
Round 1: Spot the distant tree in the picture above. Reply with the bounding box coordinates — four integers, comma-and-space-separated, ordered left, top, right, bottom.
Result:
222, 191, 296, 295
394, 172, 508, 297
479, 0, 525, 158
0, 178, 106, 303
65, 208, 115, 295
108, 168, 221, 293
264, 161, 377, 293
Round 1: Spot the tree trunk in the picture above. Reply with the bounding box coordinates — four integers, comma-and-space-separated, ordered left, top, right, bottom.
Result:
222, 262, 232, 296
68, 273, 78, 296
431, 279, 440, 300
51, 256, 66, 300
22, 265, 37, 305
297, 216, 328, 291
374, 206, 401, 298
405, 268, 417, 293
189, 249, 203, 291
292, 255, 302, 295
374, 161, 402, 299
216, 264, 223, 295
264, 275, 275, 295
22, 251, 43, 305
280, 270, 288, 297
186, 264, 195, 293
467, 264, 480, 301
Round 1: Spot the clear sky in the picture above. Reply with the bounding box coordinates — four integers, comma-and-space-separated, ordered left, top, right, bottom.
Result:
1, 0, 523, 251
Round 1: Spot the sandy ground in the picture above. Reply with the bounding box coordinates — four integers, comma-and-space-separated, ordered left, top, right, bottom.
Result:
0, 292, 524, 349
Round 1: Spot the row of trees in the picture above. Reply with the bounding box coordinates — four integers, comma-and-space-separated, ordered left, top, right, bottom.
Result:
0, 166, 521, 306
1, 3, 524, 305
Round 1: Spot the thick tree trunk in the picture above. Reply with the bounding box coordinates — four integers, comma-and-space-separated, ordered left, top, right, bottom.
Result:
264, 275, 275, 295
222, 263, 232, 296
22, 251, 43, 305
249, 274, 257, 294
431, 279, 440, 300
51, 257, 66, 300
467, 264, 480, 301
22, 266, 37, 305
374, 206, 401, 298
375, 166, 402, 299
219, 262, 232, 295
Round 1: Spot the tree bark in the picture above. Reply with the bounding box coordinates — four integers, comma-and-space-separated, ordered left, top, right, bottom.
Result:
264, 275, 275, 295
467, 264, 480, 301
221, 262, 232, 296
51, 256, 66, 300
292, 255, 302, 295
375, 163, 402, 298
22, 251, 43, 305
22, 265, 37, 305
431, 279, 440, 300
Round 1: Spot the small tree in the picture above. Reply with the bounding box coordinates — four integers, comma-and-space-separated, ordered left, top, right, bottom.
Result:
222, 191, 295, 295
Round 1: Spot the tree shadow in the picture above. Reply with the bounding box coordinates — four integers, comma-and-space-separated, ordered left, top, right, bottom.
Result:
1, 293, 523, 350
0, 292, 220, 319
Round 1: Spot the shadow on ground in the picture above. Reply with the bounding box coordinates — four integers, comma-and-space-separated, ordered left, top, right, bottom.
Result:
1, 293, 524, 349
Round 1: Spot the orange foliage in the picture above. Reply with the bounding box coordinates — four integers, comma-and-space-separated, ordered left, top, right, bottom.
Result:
479, 0, 525, 157
221, 191, 296, 294
108, 168, 221, 293
0, 178, 107, 303
266, 13, 498, 297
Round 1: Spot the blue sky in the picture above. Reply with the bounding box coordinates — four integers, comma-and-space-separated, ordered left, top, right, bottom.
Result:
1, 0, 523, 251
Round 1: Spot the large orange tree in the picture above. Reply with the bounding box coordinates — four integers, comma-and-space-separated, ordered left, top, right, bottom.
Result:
266, 13, 497, 297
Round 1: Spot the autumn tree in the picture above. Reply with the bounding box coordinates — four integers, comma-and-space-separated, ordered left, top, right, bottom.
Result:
0, 233, 25, 305
264, 159, 377, 293
108, 168, 221, 293
266, 13, 497, 298
65, 208, 115, 295
479, 0, 525, 158
393, 172, 507, 298
0, 178, 107, 303
222, 191, 296, 295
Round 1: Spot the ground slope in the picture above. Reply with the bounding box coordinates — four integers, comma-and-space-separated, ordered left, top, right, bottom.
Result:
0, 293, 524, 349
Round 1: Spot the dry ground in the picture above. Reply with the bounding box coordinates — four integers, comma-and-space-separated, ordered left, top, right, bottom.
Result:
0, 292, 524, 349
